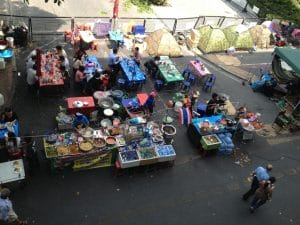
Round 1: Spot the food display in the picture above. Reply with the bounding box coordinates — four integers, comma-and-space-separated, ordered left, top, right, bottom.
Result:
200, 134, 222, 150
57, 145, 70, 156
93, 138, 106, 148
79, 141, 93, 152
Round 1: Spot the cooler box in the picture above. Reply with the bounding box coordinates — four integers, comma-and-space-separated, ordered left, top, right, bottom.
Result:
132, 25, 145, 35
200, 134, 222, 151
197, 102, 207, 117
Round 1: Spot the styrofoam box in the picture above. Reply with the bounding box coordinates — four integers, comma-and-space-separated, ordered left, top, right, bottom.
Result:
137, 148, 158, 166
118, 152, 140, 169
155, 145, 176, 162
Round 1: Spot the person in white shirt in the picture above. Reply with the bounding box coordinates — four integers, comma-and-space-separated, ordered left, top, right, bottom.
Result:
59, 55, 70, 72
26, 64, 38, 94
26, 49, 36, 61
72, 56, 83, 73
26, 55, 36, 70
55, 45, 68, 58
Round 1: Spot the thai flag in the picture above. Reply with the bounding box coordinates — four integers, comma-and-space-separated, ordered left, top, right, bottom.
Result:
178, 107, 192, 125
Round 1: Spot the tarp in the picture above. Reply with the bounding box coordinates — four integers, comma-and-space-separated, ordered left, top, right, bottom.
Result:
274, 47, 300, 76
249, 25, 271, 49
145, 29, 182, 57
222, 25, 254, 49
198, 25, 229, 53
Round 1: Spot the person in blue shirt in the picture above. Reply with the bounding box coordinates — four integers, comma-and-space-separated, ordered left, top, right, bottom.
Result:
108, 48, 121, 86
0, 188, 27, 224
72, 112, 89, 129
242, 164, 273, 201
143, 92, 157, 115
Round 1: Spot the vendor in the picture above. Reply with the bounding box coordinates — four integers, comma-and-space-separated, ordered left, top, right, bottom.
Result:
6, 131, 22, 160
1, 107, 18, 123
206, 93, 221, 116
72, 112, 90, 129
235, 106, 247, 120
182, 94, 191, 109
100, 71, 110, 91
143, 92, 157, 115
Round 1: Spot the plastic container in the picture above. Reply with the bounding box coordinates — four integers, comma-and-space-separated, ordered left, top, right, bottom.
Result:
6, 37, 14, 48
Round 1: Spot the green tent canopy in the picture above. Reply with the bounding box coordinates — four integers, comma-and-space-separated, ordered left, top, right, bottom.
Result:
222, 25, 254, 49
198, 25, 229, 53
274, 47, 300, 76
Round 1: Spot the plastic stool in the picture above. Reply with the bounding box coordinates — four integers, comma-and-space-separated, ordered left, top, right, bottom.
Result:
182, 81, 191, 91
203, 74, 216, 92
188, 74, 196, 85
182, 68, 191, 78
118, 78, 126, 89
155, 80, 164, 91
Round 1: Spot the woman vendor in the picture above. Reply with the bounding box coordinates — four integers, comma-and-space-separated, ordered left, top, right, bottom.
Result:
206, 93, 224, 116
143, 92, 157, 115
1, 107, 18, 123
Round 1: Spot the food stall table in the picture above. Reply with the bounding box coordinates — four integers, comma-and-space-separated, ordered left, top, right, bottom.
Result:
187, 115, 236, 148
84, 55, 102, 75
0, 159, 25, 184
187, 60, 211, 80
158, 56, 184, 85
120, 59, 146, 85
67, 96, 95, 116
0, 121, 19, 139
38, 53, 64, 95
109, 31, 124, 48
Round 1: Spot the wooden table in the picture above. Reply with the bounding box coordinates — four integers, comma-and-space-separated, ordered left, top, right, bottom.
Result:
67, 96, 95, 116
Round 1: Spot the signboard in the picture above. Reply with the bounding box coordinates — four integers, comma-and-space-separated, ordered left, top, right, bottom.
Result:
73, 152, 112, 171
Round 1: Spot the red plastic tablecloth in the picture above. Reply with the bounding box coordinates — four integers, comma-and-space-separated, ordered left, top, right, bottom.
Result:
67, 96, 95, 116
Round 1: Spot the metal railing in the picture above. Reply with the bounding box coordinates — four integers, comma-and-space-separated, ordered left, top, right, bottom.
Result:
0, 13, 261, 41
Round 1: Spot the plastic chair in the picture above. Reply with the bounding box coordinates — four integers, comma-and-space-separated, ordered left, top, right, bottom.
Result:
202, 74, 216, 92
188, 74, 196, 85
181, 81, 191, 92
182, 68, 191, 78
155, 80, 164, 91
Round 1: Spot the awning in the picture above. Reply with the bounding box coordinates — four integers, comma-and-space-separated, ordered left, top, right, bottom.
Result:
273, 47, 300, 76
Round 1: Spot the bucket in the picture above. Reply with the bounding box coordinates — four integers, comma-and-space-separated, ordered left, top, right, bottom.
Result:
174, 101, 183, 112
161, 125, 176, 144
6, 37, 14, 48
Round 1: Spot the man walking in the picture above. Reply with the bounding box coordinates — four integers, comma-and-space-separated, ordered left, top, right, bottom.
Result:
242, 164, 273, 201
0, 188, 27, 224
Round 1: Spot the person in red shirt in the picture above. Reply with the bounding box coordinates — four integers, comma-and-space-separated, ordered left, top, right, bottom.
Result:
100, 71, 110, 91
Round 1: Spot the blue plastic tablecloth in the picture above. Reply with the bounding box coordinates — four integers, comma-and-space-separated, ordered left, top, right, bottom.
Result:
0, 121, 20, 139
122, 98, 140, 108
120, 59, 146, 82
192, 115, 222, 135
84, 55, 102, 75
109, 31, 124, 42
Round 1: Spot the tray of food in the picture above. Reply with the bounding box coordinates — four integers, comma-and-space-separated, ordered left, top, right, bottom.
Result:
200, 134, 222, 151
79, 141, 93, 152
93, 138, 106, 148
44, 146, 58, 158
57, 145, 70, 156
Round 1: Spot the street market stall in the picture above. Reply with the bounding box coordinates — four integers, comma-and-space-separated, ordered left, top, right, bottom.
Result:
67, 96, 96, 116
186, 60, 211, 81
120, 58, 146, 88
79, 30, 96, 50
83, 55, 102, 75
158, 56, 184, 85
38, 52, 64, 94
43, 120, 176, 172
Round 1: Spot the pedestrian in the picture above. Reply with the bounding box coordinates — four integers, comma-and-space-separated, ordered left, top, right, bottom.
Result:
22, 135, 39, 176
249, 177, 276, 213
242, 164, 273, 201
26, 64, 38, 95
0, 188, 27, 224
108, 48, 121, 74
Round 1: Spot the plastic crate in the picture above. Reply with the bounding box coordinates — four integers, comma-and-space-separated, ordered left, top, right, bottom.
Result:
200, 134, 222, 150
118, 151, 140, 168
155, 145, 176, 162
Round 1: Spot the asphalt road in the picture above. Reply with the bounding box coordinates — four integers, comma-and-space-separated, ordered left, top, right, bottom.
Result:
3, 36, 300, 225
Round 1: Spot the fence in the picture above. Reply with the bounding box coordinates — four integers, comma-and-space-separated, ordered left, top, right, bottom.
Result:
0, 13, 261, 41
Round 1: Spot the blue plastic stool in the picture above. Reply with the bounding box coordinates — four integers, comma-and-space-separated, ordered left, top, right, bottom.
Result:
117, 78, 126, 89
202, 74, 216, 92
182, 81, 191, 91
188, 74, 196, 85
182, 68, 191, 78
155, 80, 164, 91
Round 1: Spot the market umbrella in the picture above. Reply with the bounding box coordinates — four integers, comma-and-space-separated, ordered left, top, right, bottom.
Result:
198, 25, 230, 53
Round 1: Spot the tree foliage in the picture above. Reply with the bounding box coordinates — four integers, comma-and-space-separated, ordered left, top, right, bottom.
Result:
248, 0, 300, 26
23, 0, 64, 6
